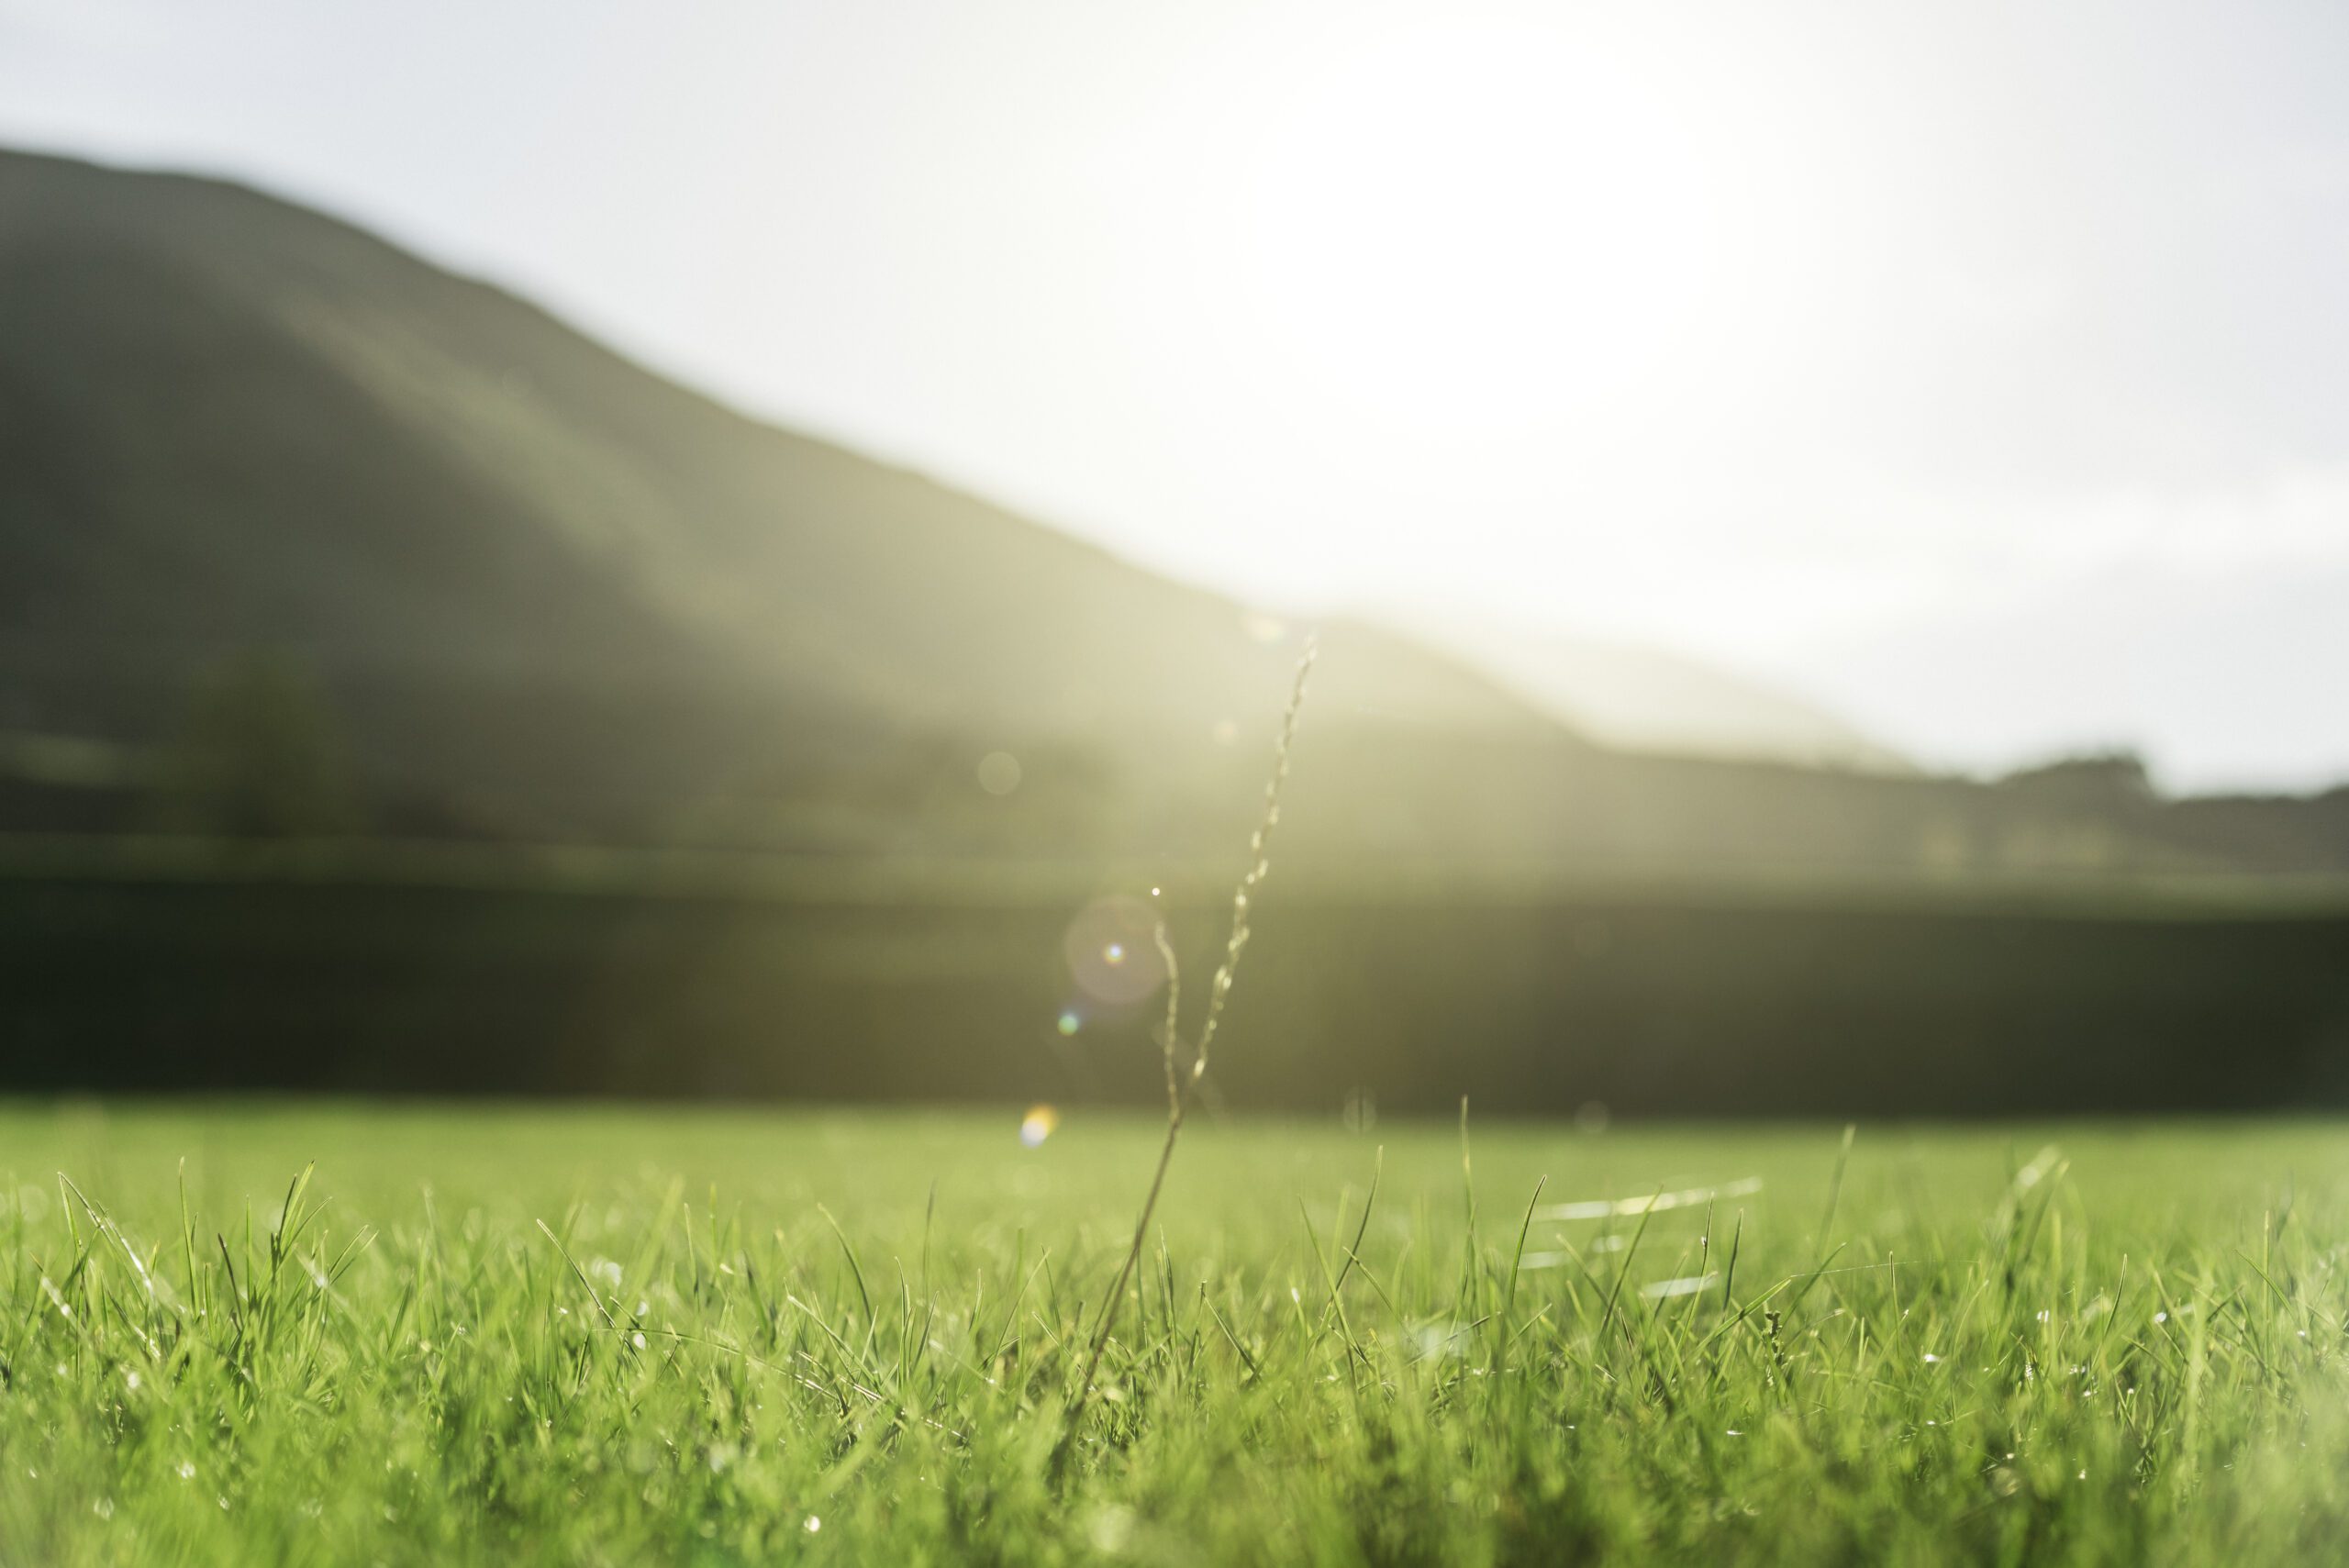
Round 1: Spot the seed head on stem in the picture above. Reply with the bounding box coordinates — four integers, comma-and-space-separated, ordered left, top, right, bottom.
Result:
1051, 638, 1316, 1475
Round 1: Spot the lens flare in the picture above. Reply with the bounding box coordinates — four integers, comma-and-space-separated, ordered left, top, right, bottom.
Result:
975, 751, 1021, 795
1061, 895, 1167, 1005
1056, 1009, 1081, 1036
1019, 1105, 1060, 1148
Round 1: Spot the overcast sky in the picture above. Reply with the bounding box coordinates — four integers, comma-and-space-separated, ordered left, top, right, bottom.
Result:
5, 0, 2347, 790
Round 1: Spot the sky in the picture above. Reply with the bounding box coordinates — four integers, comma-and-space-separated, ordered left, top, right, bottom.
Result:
4, 0, 2347, 791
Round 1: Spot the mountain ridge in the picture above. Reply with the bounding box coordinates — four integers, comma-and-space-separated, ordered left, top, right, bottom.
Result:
6, 144, 2349, 880
0, 145, 1561, 851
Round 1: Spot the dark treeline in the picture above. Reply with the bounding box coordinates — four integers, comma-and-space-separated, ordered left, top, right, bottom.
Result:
6, 869, 2344, 1118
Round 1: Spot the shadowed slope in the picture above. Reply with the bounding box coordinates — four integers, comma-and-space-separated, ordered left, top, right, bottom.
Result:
0, 148, 1541, 846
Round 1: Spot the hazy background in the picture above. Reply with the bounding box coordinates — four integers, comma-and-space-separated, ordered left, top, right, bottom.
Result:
6, 0, 2347, 790
6, 1, 2349, 1116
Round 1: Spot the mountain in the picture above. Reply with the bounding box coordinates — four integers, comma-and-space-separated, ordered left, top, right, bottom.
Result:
1387, 616, 1912, 773
4, 146, 2347, 882
0, 147, 1541, 852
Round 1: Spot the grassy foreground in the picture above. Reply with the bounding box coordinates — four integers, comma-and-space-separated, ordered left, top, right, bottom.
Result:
2, 1106, 2345, 1565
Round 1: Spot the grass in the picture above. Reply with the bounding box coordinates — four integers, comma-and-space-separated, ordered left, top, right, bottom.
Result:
1, 1106, 2346, 1564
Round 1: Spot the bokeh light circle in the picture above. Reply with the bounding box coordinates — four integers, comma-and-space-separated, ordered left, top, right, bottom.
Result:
976, 751, 1022, 795
1061, 895, 1168, 1006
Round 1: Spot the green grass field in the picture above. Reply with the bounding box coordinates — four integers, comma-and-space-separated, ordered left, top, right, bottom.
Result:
3, 1106, 2345, 1565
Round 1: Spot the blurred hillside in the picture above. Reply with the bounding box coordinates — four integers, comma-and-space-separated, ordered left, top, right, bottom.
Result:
1387, 615, 1917, 774
5, 147, 2348, 883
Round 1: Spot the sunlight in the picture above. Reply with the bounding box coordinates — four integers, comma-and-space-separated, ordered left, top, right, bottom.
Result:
1234, 20, 1728, 443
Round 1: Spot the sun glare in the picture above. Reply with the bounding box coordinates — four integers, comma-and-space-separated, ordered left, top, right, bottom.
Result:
1235, 23, 1726, 443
